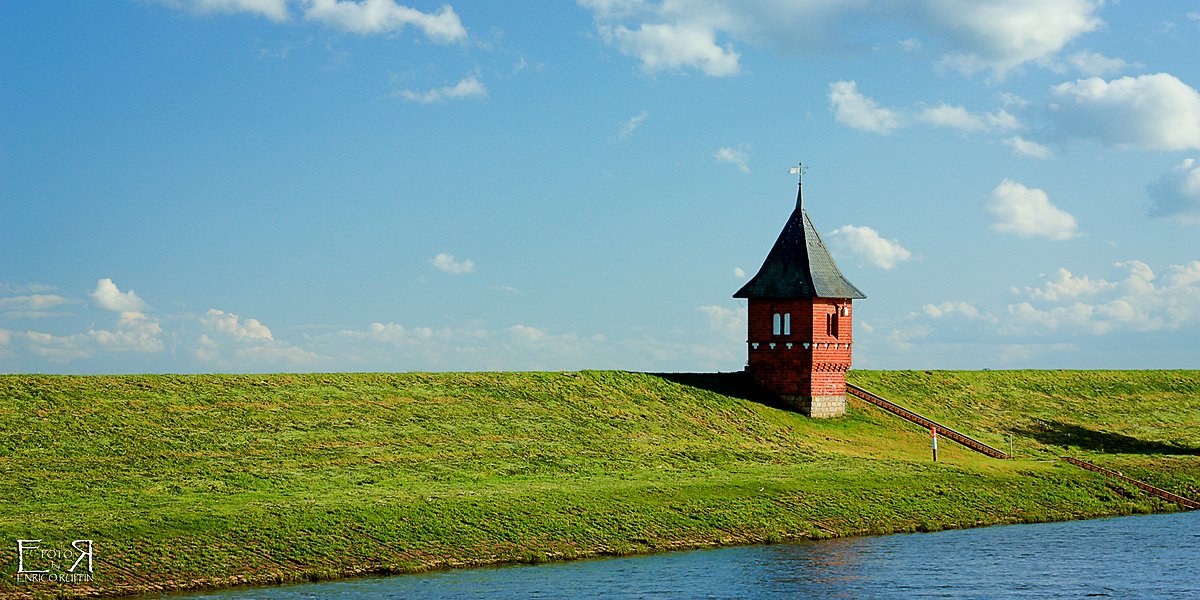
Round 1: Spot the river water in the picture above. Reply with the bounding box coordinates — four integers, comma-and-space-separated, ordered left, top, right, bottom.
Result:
166, 511, 1198, 599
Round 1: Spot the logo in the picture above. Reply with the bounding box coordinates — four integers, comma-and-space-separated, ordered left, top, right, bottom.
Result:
12, 539, 95, 584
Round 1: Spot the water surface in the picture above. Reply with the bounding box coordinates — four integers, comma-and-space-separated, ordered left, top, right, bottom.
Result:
164, 511, 1199, 598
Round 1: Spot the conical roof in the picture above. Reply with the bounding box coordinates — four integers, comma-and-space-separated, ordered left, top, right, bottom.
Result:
733, 185, 866, 299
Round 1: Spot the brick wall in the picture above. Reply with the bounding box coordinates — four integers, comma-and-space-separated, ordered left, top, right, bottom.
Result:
745, 297, 854, 406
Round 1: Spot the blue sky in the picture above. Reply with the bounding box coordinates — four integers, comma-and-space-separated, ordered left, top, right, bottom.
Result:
2, 0, 1198, 374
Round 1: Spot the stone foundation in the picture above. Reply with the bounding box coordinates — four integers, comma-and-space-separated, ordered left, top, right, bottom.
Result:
780, 394, 846, 418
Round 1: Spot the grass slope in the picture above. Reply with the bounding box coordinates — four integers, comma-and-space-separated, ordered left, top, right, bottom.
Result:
1, 370, 1197, 598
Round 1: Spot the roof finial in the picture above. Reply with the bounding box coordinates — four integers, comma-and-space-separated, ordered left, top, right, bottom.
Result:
789, 163, 807, 211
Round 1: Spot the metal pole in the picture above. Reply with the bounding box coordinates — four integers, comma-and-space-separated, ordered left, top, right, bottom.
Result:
932, 426, 938, 462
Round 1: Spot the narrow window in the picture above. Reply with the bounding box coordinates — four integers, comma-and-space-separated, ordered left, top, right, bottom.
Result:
783, 313, 791, 335
772, 313, 781, 335
826, 312, 839, 338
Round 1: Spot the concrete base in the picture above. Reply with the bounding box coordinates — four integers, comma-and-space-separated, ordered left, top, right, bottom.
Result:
780, 394, 846, 418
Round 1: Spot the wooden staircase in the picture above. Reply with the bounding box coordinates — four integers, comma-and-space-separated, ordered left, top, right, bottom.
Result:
846, 383, 1008, 459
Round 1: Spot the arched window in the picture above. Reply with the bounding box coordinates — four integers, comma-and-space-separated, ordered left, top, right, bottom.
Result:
783, 313, 791, 335
772, 313, 781, 335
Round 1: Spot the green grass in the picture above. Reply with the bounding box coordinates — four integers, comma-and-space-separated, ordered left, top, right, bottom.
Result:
1, 370, 1197, 599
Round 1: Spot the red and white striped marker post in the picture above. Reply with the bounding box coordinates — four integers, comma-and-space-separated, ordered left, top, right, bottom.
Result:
931, 426, 938, 462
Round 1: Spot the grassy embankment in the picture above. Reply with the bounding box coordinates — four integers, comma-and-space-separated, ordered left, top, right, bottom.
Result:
1, 370, 1198, 598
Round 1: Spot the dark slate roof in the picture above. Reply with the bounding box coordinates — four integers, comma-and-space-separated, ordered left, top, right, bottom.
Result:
733, 186, 866, 300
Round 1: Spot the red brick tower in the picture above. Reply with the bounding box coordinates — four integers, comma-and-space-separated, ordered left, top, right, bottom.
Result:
734, 179, 865, 418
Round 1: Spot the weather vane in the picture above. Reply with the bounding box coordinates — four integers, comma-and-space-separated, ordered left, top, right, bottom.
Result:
789, 163, 808, 184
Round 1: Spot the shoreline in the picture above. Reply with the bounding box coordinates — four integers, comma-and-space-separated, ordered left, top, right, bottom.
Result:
13, 502, 1185, 600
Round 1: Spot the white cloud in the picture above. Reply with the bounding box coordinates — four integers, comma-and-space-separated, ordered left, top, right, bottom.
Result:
599, 21, 740, 76
1024, 268, 1116, 301
1147, 158, 1200, 225
395, 74, 486, 103
201, 309, 273, 342
1001, 261, 1200, 335
1066, 50, 1127, 76
89, 279, 149, 312
18, 314, 164, 364
430, 253, 475, 274
828, 81, 901, 134
1003, 135, 1054, 158
827, 225, 912, 269
158, 0, 289, 21
0, 294, 77, 311
922, 301, 983, 319
3, 312, 76, 319
0, 283, 57, 294
582, 0, 1102, 78
713, 147, 750, 173
930, 0, 1103, 77
194, 309, 323, 368
619, 110, 649, 139
303, 0, 467, 41
0, 294, 81, 321
1048, 74, 1200, 151
999, 93, 1030, 108
697, 305, 746, 340
916, 104, 1022, 132
983, 179, 1078, 240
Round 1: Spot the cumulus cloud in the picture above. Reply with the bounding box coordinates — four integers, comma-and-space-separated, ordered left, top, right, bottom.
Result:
870, 260, 1200, 366
697, 305, 746, 340
931, 0, 1102, 76
158, 0, 469, 42
89, 279, 149, 312
1003, 135, 1054, 158
0, 294, 77, 311
713, 147, 750, 173
922, 301, 983, 319
983, 179, 1078, 240
18, 313, 164, 364
194, 309, 325, 368
395, 74, 486, 103
597, 22, 740, 76
313, 321, 583, 371
827, 225, 912, 269
201, 309, 273, 342
303, 0, 467, 41
582, 0, 1103, 78
1147, 158, 1200, 225
999, 93, 1030, 108
1065, 50, 1128, 76
828, 83, 1030, 138
1022, 268, 1117, 301
1, 294, 81, 319
1001, 261, 1200, 335
430, 253, 475, 274
828, 81, 901, 134
915, 104, 1022, 132
1048, 74, 1200, 151
157, 0, 289, 21
619, 110, 649, 139
0, 283, 56, 294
